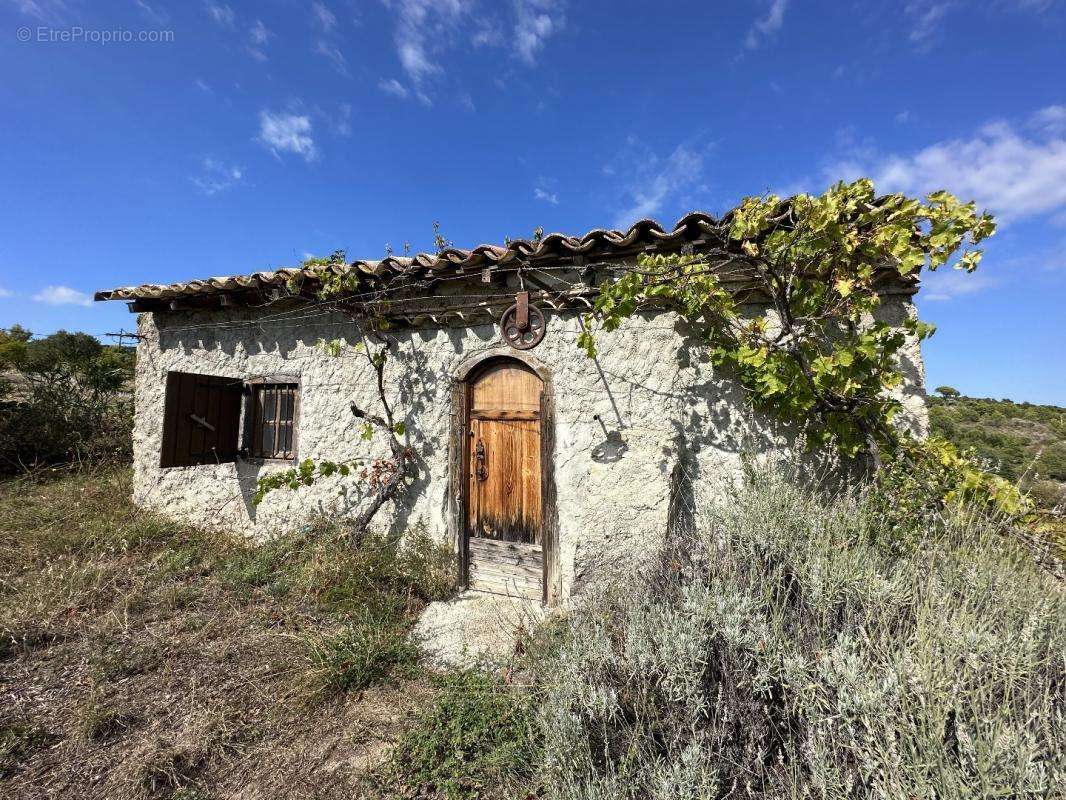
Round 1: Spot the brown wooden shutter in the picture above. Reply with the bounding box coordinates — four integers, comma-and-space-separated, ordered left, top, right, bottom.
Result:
160, 371, 242, 468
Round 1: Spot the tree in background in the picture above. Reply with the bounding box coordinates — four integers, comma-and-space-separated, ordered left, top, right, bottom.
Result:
936, 386, 961, 399
0, 327, 134, 472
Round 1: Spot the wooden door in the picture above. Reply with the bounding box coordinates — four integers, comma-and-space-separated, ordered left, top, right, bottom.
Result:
466, 360, 544, 600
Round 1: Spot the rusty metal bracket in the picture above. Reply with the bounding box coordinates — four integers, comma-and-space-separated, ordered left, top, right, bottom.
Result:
515, 290, 529, 330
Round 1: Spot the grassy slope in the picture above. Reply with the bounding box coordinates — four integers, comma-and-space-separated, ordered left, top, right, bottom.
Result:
0, 468, 453, 799
928, 395, 1066, 506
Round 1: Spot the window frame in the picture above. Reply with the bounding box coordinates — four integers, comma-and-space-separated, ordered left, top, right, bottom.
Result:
242, 374, 301, 463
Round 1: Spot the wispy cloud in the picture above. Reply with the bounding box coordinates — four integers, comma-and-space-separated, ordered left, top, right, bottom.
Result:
825, 111, 1066, 224
534, 188, 559, 205
33, 285, 92, 307
205, 1, 235, 27
312, 1, 337, 31
135, 0, 169, 24
514, 0, 564, 64
194, 77, 211, 92
745, 0, 787, 49
257, 110, 317, 162
315, 40, 349, 75
247, 19, 272, 60
190, 158, 244, 195
10, 0, 69, 21
378, 78, 410, 99
905, 1, 1053, 50
905, 1, 954, 48
389, 0, 467, 84
609, 139, 710, 229
920, 269, 996, 302
330, 103, 352, 136
1031, 104, 1066, 137
0, 287, 13, 298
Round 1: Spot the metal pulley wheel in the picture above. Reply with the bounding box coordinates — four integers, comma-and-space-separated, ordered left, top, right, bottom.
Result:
500, 290, 546, 350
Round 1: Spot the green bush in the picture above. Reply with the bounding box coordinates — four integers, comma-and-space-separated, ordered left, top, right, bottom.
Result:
387, 667, 540, 799
0, 326, 133, 473
303, 610, 420, 697
533, 471, 1064, 799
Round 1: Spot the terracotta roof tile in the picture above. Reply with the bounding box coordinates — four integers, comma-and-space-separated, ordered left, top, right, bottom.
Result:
94, 211, 727, 302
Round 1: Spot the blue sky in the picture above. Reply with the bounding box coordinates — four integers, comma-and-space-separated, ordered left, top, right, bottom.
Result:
2, 0, 1065, 404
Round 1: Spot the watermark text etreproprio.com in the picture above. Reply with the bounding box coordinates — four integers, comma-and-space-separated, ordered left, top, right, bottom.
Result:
16, 26, 175, 44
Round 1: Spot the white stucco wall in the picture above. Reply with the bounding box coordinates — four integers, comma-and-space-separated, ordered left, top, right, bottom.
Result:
131, 293, 928, 601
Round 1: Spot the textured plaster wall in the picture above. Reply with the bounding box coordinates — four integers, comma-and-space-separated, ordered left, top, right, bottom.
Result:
132, 294, 928, 600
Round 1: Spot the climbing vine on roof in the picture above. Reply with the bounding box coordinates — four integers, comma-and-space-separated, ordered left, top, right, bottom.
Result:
580, 179, 996, 470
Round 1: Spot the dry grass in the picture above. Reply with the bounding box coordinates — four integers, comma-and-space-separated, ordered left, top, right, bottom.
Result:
0, 467, 450, 799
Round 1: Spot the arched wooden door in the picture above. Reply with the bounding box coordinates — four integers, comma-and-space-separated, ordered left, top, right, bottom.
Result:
464, 359, 546, 600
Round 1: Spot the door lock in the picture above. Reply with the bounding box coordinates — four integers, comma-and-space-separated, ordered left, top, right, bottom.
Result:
475, 438, 488, 482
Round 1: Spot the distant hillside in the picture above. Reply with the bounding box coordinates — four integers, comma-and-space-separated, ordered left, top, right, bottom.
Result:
928, 394, 1066, 507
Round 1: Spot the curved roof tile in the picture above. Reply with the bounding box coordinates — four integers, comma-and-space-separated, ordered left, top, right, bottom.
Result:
94, 210, 728, 302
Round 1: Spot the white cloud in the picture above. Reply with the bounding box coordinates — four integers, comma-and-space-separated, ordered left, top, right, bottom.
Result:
315, 40, 349, 75
0, 287, 13, 298
895, 110, 912, 124
514, 0, 563, 64
389, 0, 467, 84
246, 19, 272, 60
378, 78, 410, 98
611, 141, 708, 229
905, 1, 954, 47
194, 77, 211, 92
827, 117, 1066, 223
1031, 104, 1066, 137
135, 0, 168, 24
33, 286, 92, 307
534, 187, 558, 205
249, 19, 271, 45
10, 0, 68, 20
332, 103, 352, 136
257, 111, 317, 162
906, 1, 1052, 49
312, 1, 337, 31
745, 0, 787, 49
190, 158, 244, 195
919, 269, 996, 301
205, 2, 235, 27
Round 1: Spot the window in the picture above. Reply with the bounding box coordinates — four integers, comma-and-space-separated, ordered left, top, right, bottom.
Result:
250, 382, 298, 460
159, 371, 299, 467
159, 372, 243, 468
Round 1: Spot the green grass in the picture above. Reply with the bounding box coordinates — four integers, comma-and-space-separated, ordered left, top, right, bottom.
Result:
0, 466, 459, 790
384, 668, 540, 800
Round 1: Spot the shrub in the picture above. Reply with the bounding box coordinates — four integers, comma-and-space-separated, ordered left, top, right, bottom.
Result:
534, 472, 1065, 799
302, 610, 421, 697
387, 667, 540, 799
0, 326, 134, 473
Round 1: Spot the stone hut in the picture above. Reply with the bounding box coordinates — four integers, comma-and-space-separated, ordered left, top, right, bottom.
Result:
94, 211, 929, 606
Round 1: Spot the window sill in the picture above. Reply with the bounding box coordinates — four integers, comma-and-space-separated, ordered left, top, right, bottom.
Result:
241, 456, 298, 466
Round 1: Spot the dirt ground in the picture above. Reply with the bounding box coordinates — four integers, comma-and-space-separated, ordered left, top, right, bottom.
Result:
0, 469, 441, 800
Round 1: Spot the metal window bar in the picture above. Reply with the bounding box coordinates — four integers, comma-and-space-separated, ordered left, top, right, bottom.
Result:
253, 384, 296, 459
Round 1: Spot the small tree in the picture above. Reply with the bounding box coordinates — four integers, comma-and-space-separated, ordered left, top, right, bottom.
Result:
935, 386, 961, 399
